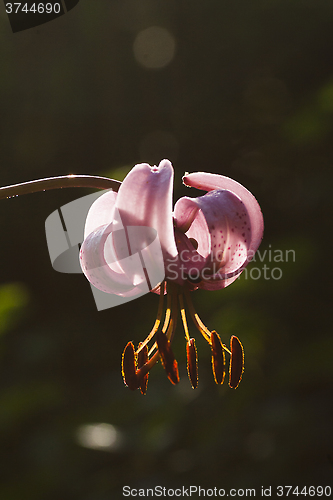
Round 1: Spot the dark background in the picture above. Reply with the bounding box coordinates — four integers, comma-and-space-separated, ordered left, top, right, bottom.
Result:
0, 1, 332, 499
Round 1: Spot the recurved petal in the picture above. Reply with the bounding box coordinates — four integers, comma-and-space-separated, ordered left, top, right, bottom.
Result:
198, 272, 242, 290
171, 230, 206, 284
174, 189, 252, 278
113, 160, 178, 264
84, 190, 119, 239
183, 172, 264, 259
110, 225, 165, 291
80, 223, 148, 296
174, 200, 210, 261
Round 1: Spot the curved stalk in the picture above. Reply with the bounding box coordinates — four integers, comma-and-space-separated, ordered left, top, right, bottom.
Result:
0, 174, 121, 200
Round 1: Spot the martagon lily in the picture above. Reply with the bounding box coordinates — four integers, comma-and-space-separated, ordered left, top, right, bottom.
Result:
79, 160, 264, 393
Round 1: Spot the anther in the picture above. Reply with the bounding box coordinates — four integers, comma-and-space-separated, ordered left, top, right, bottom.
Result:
122, 342, 139, 390
156, 330, 180, 385
229, 335, 244, 389
210, 330, 225, 385
186, 338, 198, 389
137, 343, 149, 395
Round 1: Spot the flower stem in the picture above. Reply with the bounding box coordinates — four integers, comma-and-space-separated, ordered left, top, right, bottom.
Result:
0, 174, 121, 200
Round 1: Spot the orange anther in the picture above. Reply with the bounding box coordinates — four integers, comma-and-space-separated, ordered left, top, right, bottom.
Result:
122, 342, 139, 391
229, 336, 244, 389
156, 330, 180, 385
137, 343, 149, 395
211, 330, 225, 385
186, 338, 198, 389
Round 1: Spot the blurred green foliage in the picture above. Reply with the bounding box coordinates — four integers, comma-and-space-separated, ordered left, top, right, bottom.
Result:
0, 282, 30, 336
0, 1, 332, 499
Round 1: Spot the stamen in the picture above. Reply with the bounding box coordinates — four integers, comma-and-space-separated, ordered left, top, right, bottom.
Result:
136, 282, 178, 384
186, 338, 198, 389
210, 331, 225, 385
164, 283, 178, 342
162, 292, 172, 333
136, 281, 165, 355
136, 349, 160, 377
180, 293, 199, 389
222, 343, 232, 356
162, 283, 172, 333
183, 287, 211, 343
121, 342, 139, 390
155, 330, 180, 385
147, 282, 173, 357
229, 336, 244, 389
123, 279, 242, 393
179, 294, 191, 342
137, 343, 149, 395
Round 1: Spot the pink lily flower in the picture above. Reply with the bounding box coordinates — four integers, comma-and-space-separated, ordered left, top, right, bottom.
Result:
79, 160, 263, 393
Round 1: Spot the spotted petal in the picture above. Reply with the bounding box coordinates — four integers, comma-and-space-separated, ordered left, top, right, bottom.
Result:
182, 171, 264, 265
174, 189, 252, 279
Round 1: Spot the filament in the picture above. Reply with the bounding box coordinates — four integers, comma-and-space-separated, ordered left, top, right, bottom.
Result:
184, 287, 211, 342
179, 294, 191, 343
136, 281, 165, 354
184, 287, 231, 354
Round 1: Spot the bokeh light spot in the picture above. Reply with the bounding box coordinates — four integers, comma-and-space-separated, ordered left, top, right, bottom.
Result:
76, 423, 120, 451
133, 26, 176, 69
